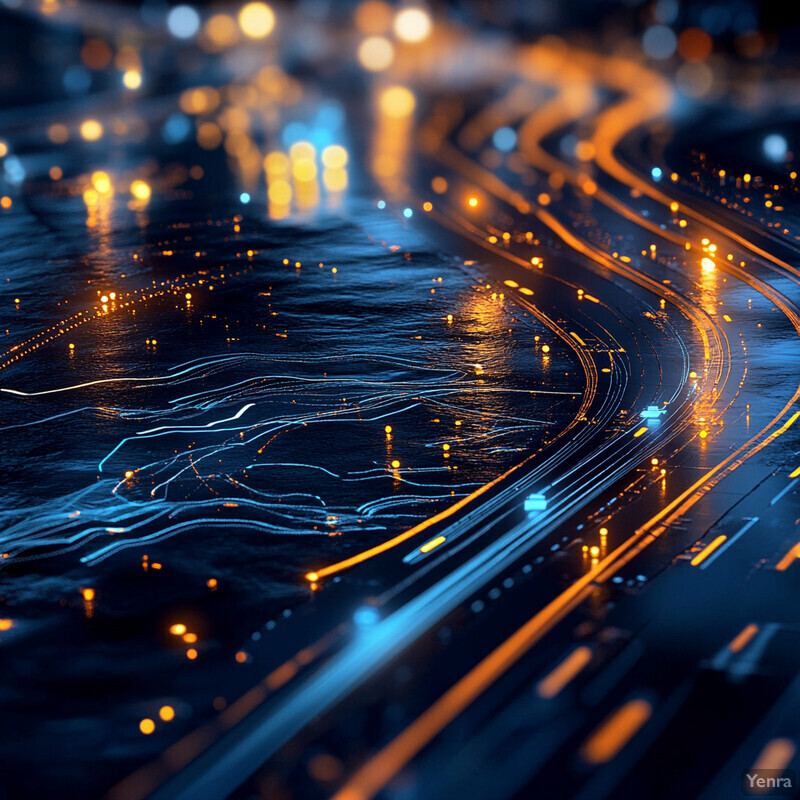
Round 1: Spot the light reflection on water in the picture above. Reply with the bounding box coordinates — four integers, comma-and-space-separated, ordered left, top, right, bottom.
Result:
1, 206, 583, 580
0, 184, 583, 793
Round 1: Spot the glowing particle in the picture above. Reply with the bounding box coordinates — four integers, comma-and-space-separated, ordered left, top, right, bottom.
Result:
167, 5, 201, 39
0, 619, 12, 631
139, 719, 155, 735
80, 119, 103, 141
122, 70, 142, 90
203, 13, 239, 50
130, 180, 151, 201
159, 706, 175, 722
82, 588, 95, 601
446, 314, 453, 323
239, 192, 251, 204
322, 144, 348, 169
238, 2, 275, 38
186, 648, 198, 660
358, 35, 394, 71
493, 127, 517, 152
235, 650, 249, 663
764, 134, 788, 163
384, 425, 392, 434
185, 292, 192, 300
91, 172, 112, 195
48, 123, 69, 144
542, 344, 550, 353
423, 201, 432, 211
442, 443, 450, 451
391, 459, 400, 469
1, 197, 11, 210
124, 470, 134, 479
377, 200, 386, 209
170, 623, 187, 636
394, 7, 431, 42
643, 25, 677, 59
268, 180, 292, 205
378, 86, 415, 118
68, 343, 75, 350
207, 578, 217, 589
468, 196, 478, 208
651, 458, 659, 466
403, 207, 413, 218
701, 257, 715, 274
590, 546, 600, 557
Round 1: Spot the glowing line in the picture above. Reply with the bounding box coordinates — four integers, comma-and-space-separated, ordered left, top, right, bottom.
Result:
0, 363, 208, 396
580, 699, 652, 764
136, 403, 255, 434
690, 534, 727, 566
729, 624, 759, 653
536, 646, 592, 698
419, 535, 446, 554
776, 543, 800, 572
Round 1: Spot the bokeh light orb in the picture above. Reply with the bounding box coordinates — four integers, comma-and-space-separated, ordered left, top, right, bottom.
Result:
358, 36, 394, 71
763, 134, 788, 162
122, 70, 142, 90
130, 180, 151, 201
80, 119, 103, 141
322, 145, 348, 169
167, 5, 201, 39
642, 25, 677, 59
492, 127, 517, 152
355, 1, 393, 34
394, 7, 431, 43
378, 86, 416, 118
238, 2, 275, 39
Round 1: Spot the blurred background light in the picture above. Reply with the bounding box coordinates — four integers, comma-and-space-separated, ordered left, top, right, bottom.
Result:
238, 2, 275, 39
642, 25, 677, 60
358, 35, 394, 71
763, 133, 788, 162
492, 127, 517, 152
394, 7, 432, 43
167, 5, 201, 39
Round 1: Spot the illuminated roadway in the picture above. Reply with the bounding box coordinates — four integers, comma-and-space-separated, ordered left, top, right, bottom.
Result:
107, 37, 800, 800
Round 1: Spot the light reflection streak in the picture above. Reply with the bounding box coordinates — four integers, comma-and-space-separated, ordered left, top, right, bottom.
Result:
1, 339, 576, 567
